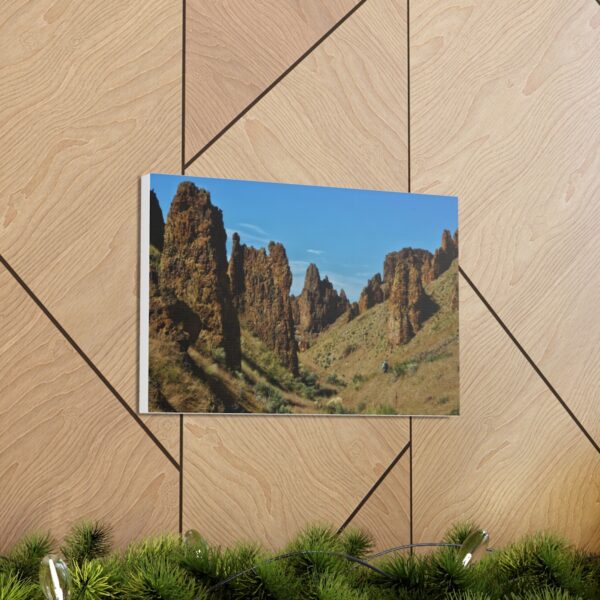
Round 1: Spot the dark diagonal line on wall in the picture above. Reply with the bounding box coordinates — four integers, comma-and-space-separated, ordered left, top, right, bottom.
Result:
183, 0, 368, 170
337, 441, 411, 534
0, 254, 181, 471
459, 266, 600, 454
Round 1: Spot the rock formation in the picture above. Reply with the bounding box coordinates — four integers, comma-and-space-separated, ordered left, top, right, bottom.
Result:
228, 233, 298, 375
384, 229, 458, 346
159, 182, 241, 369
383, 248, 434, 292
149, 190, 164, 251
432, 229, 458, 278
290, 294, 300, 330
387, 261, 434, 346
295, 264, 350, 347
358, 273, 384, 313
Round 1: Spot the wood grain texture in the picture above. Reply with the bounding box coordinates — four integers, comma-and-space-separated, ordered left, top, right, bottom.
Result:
182, 416, 409, 550
343, 451, 411, 551
185, 0, 359, 160
186, 0, 408, 192
0, 268, 179, 553
182, 0, 411, 551
0, 0, 182, 454
413, 277, 600, 551
411, 0, 600, 442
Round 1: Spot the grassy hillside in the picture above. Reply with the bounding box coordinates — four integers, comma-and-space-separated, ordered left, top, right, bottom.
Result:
149, 325, 330, 414
299, 260, 459, 415
149, 262, 459, 415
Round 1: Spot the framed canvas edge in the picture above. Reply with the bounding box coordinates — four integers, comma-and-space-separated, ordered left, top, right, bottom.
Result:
139, 173, 460, 418
139, 174, 150, 413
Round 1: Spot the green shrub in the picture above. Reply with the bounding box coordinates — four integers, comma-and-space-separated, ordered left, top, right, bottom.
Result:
211, 347, 227, 365
371, 553, 429, 599
121, 556, 196, 600
255, 383, 291, 413
71, 560, 113, 600
325, 374, 346, 388
61, 521, 112, 565
339, 530, 373, 560
482, 534, 587, 598
351, 374, 365, 390
443, 522, 480, 546
425, 547, 475, 596
392, 361, 418, 378
0, 521, 597, 600
0, 572, 39, 600
1, 532, 53, 583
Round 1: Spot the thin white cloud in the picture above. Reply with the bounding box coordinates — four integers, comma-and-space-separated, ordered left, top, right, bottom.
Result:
289, 260, 311, 274
237, 222, 267, 235
307, 249, 324, 255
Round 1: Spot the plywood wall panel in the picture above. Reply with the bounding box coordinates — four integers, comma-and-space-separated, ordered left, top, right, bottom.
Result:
411, 0, 600, 442
0, 268, 179, 552
186, 0, 408, 192
0, 0, 182, 453
182, 0, 412, 552
343, 451, 411, 551
413, 278, 600, 551
185, 0, 360, 160
182, 417, 408, 550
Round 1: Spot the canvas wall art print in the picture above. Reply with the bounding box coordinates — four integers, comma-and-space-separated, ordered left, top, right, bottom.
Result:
140, 174, 459, 415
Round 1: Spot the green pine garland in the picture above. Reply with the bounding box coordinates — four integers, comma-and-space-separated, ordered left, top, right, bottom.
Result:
0, 520, 598, 599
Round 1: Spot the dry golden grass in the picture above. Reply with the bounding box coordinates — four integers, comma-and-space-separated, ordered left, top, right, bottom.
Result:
149, 262, 458, 415
300, 262, 459, 415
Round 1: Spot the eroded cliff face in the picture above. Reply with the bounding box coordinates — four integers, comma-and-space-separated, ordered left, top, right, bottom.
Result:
358, 273, 384, 313
295, 263, 350, 347
432, 229, 458, 278
159, 182, 241, 369
385, 229, 457, 346
383, 248, 434, 291
228, 233, 299, 375
149, 190, 165, 251
387, 261, 435, 345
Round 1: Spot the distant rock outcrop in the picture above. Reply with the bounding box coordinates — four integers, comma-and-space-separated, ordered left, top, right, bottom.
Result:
159, 182, 241, 369
432, 229, 458, 278
228, 233, 298, 375
387, 261, 434, 346
295, 263, 350, 347
385, 229, 458, 346
383, 248, 434, 292
150, 190, 165, 251
358, 273, 384, 313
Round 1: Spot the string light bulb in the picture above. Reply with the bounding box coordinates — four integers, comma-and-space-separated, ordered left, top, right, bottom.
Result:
39, 554, 71, 600
458, 530, 490, 567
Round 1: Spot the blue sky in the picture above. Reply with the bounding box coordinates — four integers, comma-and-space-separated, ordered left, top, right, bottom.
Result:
150, 174, 458, 302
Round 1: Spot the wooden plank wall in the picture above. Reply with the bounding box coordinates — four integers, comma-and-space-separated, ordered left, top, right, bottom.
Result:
0, 0, 598, 554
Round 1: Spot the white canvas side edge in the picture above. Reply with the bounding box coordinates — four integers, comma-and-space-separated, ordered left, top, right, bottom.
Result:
139, 174, 150, 413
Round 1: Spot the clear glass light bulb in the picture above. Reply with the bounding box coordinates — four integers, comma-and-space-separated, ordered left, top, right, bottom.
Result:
457, 529, 489, 567
183, 529, 203, 547
39, 554, 71, 600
